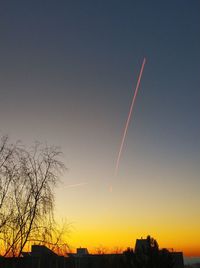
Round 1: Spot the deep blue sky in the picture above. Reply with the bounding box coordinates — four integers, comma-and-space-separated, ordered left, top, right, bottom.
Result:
1, 1, 199, 144
0, 0, 200, 253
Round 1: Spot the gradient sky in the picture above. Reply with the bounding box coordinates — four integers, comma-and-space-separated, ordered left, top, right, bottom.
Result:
0, 0, 200, 256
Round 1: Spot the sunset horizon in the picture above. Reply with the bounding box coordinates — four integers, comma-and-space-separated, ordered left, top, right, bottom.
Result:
0, 1, 200, 267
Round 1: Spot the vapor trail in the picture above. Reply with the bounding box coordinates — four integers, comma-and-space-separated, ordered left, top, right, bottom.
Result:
115, 58, 146, 175
65, 182, 88, 188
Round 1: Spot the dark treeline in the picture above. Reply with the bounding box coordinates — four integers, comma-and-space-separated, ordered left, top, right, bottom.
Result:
0, 236, 183, 268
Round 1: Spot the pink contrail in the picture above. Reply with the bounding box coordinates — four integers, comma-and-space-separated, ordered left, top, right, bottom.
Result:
65, 182, 88, 188
115, 58, 146, 175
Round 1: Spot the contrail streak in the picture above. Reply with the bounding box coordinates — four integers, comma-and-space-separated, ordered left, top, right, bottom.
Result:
115, 58, 146, 175
65, 182, 88, 188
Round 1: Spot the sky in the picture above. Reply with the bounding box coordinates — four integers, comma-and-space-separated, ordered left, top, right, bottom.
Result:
0, 0, 200, 256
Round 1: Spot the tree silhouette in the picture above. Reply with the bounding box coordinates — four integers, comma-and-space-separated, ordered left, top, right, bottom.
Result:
0, 136, 67, 256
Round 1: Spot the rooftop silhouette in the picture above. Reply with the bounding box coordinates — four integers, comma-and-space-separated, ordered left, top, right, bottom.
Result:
0, 235, 184, 268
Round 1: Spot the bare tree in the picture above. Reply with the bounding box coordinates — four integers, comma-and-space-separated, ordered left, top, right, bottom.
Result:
0, 137, 67, 257
0, 136, 19, 231
94, 245, 108, 255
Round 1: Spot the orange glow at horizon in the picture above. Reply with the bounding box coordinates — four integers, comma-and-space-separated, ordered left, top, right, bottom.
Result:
63, 220, 200, 256
66, 233, 200, 257
55, 165, 200, 258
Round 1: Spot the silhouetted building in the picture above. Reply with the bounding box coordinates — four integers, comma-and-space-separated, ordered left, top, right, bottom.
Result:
135, 238, 149, 253
171, 252, 184, 268
0, 238, 185, 268
76, 247, 89, 256
31, 245, 58, 257
134, 237, 184, 268
67, 247, 89, 258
